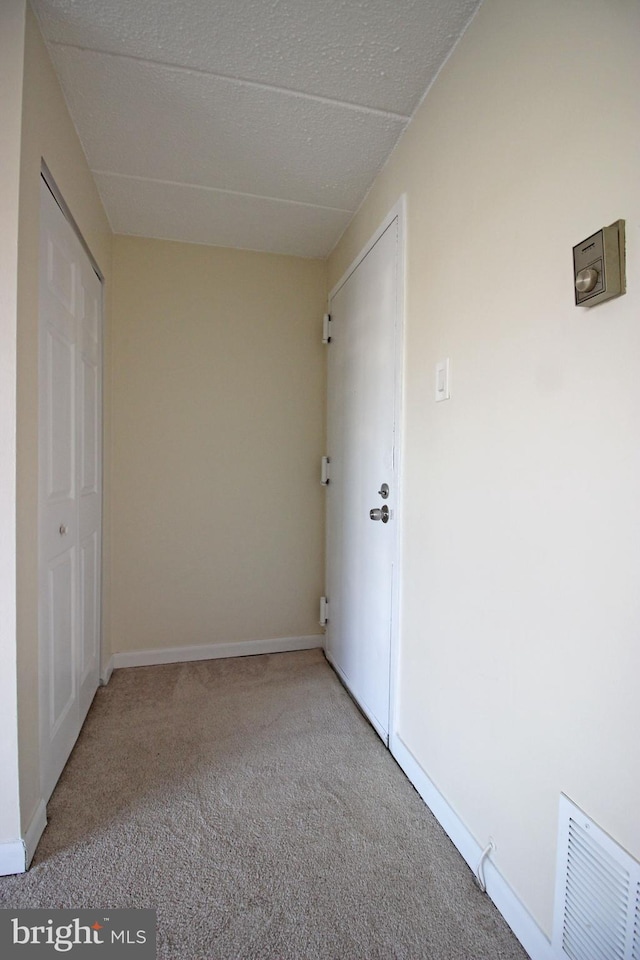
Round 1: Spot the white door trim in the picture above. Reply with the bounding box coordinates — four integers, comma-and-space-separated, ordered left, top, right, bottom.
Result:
326, 196, 407, 745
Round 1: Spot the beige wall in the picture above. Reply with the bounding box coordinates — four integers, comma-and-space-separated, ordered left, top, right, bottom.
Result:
16, 3, 112, 833
329, 0, 640, 939
110, 237, 325, 654
0, 0, 27, 846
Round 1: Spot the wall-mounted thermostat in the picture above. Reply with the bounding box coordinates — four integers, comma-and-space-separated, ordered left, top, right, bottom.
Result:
573, 220, 625, 307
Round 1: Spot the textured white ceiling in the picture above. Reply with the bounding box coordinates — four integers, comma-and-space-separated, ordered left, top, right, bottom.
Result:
32, 0, 481, 257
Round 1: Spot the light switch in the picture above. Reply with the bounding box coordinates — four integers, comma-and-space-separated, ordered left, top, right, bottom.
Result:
435, 359, 450, 402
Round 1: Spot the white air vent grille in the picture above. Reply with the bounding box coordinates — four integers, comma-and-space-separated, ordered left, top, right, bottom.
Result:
632, 882, 640, 960
553, 795, 640, 960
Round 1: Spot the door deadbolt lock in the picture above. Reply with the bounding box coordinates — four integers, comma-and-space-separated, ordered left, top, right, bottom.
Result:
378, 483, 390, 499
370, 505, 390, 523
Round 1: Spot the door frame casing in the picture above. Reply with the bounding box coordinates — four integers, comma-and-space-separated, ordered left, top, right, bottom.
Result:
326, 195, 407, 746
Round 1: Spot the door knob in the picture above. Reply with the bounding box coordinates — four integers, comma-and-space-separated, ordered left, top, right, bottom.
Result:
59, 524, 68, 536
369, 505, 390, 523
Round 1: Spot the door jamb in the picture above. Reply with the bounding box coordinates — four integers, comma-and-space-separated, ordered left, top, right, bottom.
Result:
327, 196, 407, 747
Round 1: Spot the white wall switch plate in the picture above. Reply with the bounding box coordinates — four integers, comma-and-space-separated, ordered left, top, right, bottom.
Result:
435, 358, 450, 402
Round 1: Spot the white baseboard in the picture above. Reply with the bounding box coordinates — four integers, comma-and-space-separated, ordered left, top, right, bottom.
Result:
0, 799, 48, 875
0, 840, 26, 876
112, 635, 325, 670
390, 732, 553, 960
24, 799, 47, 868
100, 656, 114, 685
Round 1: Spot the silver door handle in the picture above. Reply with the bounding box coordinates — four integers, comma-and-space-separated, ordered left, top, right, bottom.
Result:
369, 505, 389, 523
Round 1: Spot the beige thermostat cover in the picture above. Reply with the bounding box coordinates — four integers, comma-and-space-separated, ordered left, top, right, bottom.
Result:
573, 220, 625, 307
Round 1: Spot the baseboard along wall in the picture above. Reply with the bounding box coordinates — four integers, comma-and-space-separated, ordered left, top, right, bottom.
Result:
390, 732, 553, 960
0, 800, 47, 877
109, 635, 325, 672
0, 840, 27, 877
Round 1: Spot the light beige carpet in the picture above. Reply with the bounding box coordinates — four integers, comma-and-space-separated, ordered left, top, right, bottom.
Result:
0, 650, 528, 959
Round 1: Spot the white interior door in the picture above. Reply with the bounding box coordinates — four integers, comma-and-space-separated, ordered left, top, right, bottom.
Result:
326, 217, 400, 742
39, 177, 102, 801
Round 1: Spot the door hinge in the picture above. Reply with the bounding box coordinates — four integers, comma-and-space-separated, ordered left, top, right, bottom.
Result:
322, 313, 332, 344
321, 456, 331, 486
319, 596, 329, 626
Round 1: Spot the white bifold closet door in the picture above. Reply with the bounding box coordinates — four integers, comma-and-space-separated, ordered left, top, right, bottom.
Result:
39, 176, 102, 802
